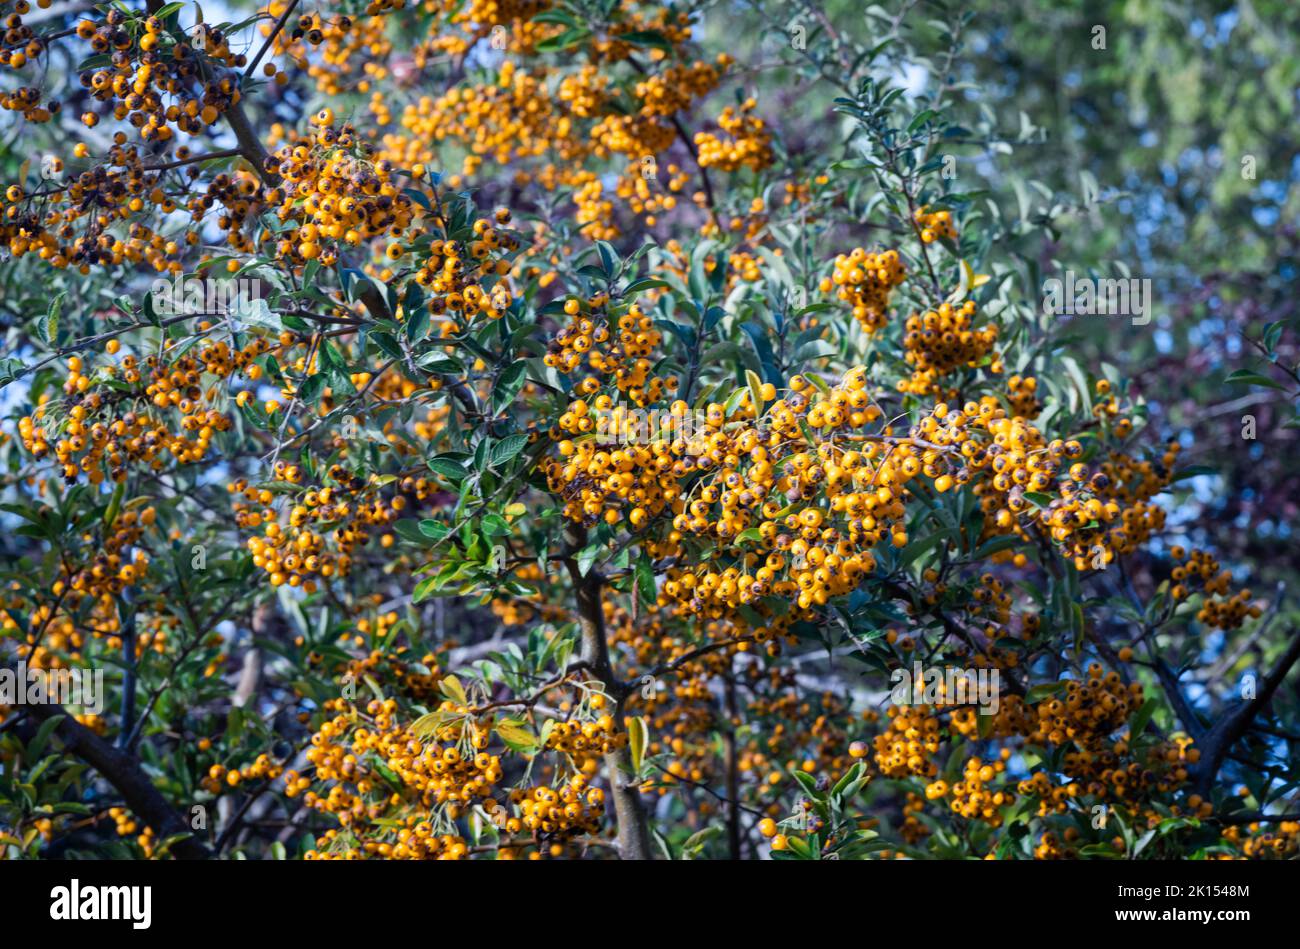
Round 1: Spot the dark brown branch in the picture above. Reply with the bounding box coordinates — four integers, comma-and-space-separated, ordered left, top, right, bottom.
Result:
640, 637, 751, 682
1193, 628, 1300, 797
1211, 811, 1300, 825
23, 705, 211, 859
244, 0, 300, 79
1153, 658, 1205, 742
724, 676, 741, 860
563, 527, 652, 860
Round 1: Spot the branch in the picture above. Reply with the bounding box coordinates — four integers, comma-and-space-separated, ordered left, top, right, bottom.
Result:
1153, 658, 1206, 742
11, 312, 211, 384
564, 528, 652, 860
1193, 628, 1300, 797
640, 637, 751, 682
22, 704, 211, 859
467, 660, 593, 714
1211, 811, 1300, 825
243, 0, 300, 80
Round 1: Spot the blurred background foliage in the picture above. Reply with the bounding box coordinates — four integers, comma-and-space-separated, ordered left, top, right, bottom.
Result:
688, 0, 1300, 577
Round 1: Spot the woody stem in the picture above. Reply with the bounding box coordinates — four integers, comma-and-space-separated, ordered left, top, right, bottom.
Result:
564, 528, 653, 860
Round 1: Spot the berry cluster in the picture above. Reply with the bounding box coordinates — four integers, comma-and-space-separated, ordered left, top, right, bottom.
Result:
237, 465, 414, 590
75, 12, 245, 142
1169, 546, 1263, 630
695, 98, 773, 172
823, 248, 907, 334
266, 119, 414, 266
899, 300, 1000, 396
913, 205, 957, 244
19, 344, 237, 486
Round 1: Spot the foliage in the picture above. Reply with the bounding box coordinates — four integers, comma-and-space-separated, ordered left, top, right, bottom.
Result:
0, 0, 1296, 861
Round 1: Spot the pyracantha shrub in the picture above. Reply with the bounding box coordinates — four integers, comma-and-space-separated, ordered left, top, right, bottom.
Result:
0, 0, 1296, 862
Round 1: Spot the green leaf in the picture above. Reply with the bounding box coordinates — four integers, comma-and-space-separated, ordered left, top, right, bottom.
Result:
623, 277, 670, 295
534, 27, 589, 52
103, 479, 126, 528
1171, 465, 1217, 482
1129, 698, 1159, 739
907, 109, 938, 133
411, 709, 460, 739
830, 762, 866, 803
495, 718, 539, 753
531, 9, 581, 27
679, 825, 723, 858
392, 519, 430, 545
38, 292, 64, 345
635, 554, 656, 608
418, 519, 452, 541
745, 369, 766, 416
1262, 321, 1285, 355
790, 769, 822, 799
595, 240, 619, 276
371, 332, 404, 362
576, 543, 602, 577
491, 434, 528, 467
428, 457, 467, 481
1024, 682, 1066, 704
297, 373, 327, 404
974, 535, 1020, 559
492, 363, 527, 414
26, 714, 65, 758
1224, 370, 1286, 390
784, 835, 815, 859
618, 30, 673, 52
